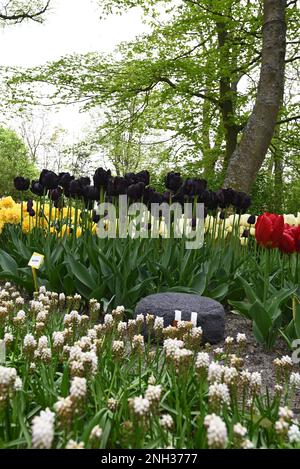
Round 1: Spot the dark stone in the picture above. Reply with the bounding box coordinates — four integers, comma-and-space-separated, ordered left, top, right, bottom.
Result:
135, 292, 225, 344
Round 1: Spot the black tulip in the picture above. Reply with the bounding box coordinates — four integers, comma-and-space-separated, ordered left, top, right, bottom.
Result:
127, 182, 145, 201
136, 170, 150, 186
40, 170, 59, 190
92, 211, 100, 224
14, 176, 30, 191
124, 173, 137, 185
69, 180, 83, 198
49, 187, 63, 202
27, 199, 34, 212
182, 178, 196, 196
83, 185, 99, 201
242, 229, 249, 238
59, 173, 74, 190
93, 168, 111, 189
194, 178, 207, 195
165, 172, 182, 193
219, 210, 226, 220
247, 214, 256, 225
78, 176, 91, 188
31, 181, 45, 196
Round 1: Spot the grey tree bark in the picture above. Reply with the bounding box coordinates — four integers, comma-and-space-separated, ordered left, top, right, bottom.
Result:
224, 0, 287, 193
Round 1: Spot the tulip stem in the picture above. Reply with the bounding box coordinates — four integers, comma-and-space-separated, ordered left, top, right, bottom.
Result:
263, 249, 270, 305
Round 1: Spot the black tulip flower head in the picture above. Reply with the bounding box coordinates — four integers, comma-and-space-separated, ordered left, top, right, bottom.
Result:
194, 178, 208, 195
58, 172, 74, 190
127, 182, 145, 201
83, 185, 99, 201
136, 170, 150, 186
221, 188, 235, 207
69, 179, 83, 198
171, 191, 184, 206
143, 187, 155, 205
165, 172, 183, 193
93, 167, 111, 189
30, 180, 45, 196
92, 210, 100, 224
247, 214, 256, 225
107, 176, 128, 196
14, 176, 30, 191
149, 191, 164, 204
27, 199, 34, 212
216, 189, 226, 209
124, 173, 137, 186
203, 191, 218, 210
78, 176, 91, 188
162, 191, 172, 202
219, 210, 226, 220
182, 178, 196, 196
49, 187, 63, 202
242, 229, 249, 238
39, 170, 59, 190
232, 191, 251, 214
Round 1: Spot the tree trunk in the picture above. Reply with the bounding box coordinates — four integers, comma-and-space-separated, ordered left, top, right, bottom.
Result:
224, 0, 287, 193
216, 21, 239, 167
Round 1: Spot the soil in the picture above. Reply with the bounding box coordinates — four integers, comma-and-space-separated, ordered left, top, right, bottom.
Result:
216, 310, 300, 412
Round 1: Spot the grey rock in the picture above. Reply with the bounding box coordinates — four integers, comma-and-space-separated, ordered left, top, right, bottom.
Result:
135, 292, 225, 344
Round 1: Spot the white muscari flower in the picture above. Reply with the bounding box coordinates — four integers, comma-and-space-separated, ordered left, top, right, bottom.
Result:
31, 408, 55, 449
290, 372, 300, 389
52, 331, 65, 348
154, 316, 164, 331
14, 376, 23, 391
4, 333, 13, 344
66, 439, 84, 449
70, 377, 87, 402
279, 406, 294, 421
208, 362, 224, 383
223, 366, 238, 385
208, 383, 230, 406
204, 414, 228, 449
163, 338, 184, 358
23, 334, 37, 351
117, 321, 127, 335
129, 396, 150, 417
38, 336, 48, 350
233, 423, 247, 438
236, 333, 247, 344
288, 424, 300, 444
90, 425, 102, 441
145, 384, 162, 404
195, 352, 210, 371
104, 314, 113, 326
250, 372, 262, 391
160, 414, 173, 430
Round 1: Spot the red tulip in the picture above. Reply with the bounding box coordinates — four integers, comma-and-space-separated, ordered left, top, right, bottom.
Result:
255, 213, 284, 249
290, 226, 300, 253
278, 229, 296, 254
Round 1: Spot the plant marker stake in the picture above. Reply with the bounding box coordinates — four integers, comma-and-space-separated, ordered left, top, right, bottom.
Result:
31, 267, 38, 293
28, 252, 44, 293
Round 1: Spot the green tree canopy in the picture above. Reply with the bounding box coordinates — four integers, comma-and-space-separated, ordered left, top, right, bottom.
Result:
0, 127, 37, 198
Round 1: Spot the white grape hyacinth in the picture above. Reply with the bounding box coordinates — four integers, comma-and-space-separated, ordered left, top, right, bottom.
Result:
31, 408, 55, 449
204, 414, 228, 449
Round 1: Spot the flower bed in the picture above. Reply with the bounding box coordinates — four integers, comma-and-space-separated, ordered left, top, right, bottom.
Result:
1, 284, 300, 449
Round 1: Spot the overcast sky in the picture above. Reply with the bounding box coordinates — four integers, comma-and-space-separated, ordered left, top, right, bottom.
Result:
0, 0, 147, 142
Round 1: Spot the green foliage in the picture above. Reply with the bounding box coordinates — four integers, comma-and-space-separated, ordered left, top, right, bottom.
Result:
0, 127, 37, 199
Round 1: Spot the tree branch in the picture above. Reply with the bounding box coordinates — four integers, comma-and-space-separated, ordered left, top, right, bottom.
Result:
0, 0, 50, 23
276, 115, 300, 125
